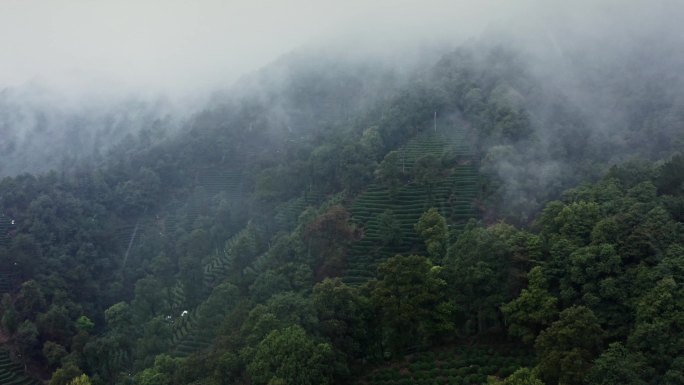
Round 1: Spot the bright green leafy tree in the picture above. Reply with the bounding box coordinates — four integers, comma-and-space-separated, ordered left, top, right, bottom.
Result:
247, 325, 333, 385
414, 208, 448, 261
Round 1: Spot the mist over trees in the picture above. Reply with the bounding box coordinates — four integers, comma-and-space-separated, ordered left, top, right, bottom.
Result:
0, 84, 194, 178
0, 1, 682, 385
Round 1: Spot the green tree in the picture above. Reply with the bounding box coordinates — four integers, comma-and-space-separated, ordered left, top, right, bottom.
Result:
37, 305, 73, 346
114, 167, 161, 215
68, 374, 92, 385
446, 222, 521, 334
82, 335, 126, 380
414, 208, 448, 260
553, 201, 601, 244
309, 144, 339, 189
249, 269, 292, 302
131, 276, 168, 322
49, 363, 83, 385
255, 165, 300, 202
500, 368, 544, 385
339, 142, 376, 192
1, 293, 18, 333
535, 306, 604, 385
656, 154, 684, 195
103, 300, 135, 369
230, 225, 258, 282
664, 357, 684, 385
360, 126, 384, 159
313, 278, 372, 368
247, 325, 333, 385
241, 292, 317, 347
75, 315, 94, 334
43, 341, 68, 368
501, 266, 558, 344
14, 279, 46, 320
212, 350, 243, 384
134, 354, 179, 385
16, 320, 40, 366
104, 302, 133, 335
659, 244, 684, 282
374, 151, 404, 197
628, 277, 684, 373
373, 255, 454, 355
134, 316, 173, 370
198, 282, 239, 328
586, 343, 651, 385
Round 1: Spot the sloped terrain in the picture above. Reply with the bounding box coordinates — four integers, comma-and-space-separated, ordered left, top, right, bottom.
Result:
344, 128, 479, 285
358, 345, 534, 385
0, 350, 40, 385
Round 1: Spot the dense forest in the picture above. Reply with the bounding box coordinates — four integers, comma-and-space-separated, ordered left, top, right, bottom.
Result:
0, 31, 683, 385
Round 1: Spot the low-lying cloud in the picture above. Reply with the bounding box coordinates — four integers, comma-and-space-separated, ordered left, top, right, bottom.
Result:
0, 0, 522, 96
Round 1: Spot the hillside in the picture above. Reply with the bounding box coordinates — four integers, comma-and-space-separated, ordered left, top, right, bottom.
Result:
0, 39, 682, 385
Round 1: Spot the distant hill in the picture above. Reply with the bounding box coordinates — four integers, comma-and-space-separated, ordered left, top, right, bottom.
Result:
0, 37, 681, 385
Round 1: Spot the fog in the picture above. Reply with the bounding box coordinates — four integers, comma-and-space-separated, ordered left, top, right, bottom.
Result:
2, 0, 683, 195
1, 0, 679, 98
3, 1, 681, 93
0, 0, 497, 176
0, 0, 505, 95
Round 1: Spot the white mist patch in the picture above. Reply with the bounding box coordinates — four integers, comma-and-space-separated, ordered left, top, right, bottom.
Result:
0, 0, 519, 96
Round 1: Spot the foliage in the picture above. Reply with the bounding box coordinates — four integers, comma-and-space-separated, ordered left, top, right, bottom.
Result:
500, 367, 544, 385
373, 255, 455, 355
69, 374, 93, 385
585, 343, 651, 385
0, 42, 680, 385
246, 325, 333, 385
534, 306, 604, 385
414, 208, 448, 261
312, 278, 370, 364
374, 151, 404, 196
50, 364, 84, 385
501, 267, 557, 344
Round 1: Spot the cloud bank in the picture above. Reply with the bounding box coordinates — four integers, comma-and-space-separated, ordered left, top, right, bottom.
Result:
0, 0, 515, 95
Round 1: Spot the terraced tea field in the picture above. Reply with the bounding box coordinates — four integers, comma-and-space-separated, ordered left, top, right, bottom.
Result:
202, 227, 250, 288
359, 345, 534, 385
0, 214, 13, 246
0, 214, 20, 294
169, 227, 261, 357
195, 168, 244, 198
0, 271, 19, 294
0, 349, 40, 385
273, 189, 325, 231
170, 305, 214, 357
344, 129, 479, 285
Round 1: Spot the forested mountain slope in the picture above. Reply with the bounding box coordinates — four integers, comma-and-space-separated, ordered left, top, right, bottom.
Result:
0, 84, 192, 178
0, 41, 682, 385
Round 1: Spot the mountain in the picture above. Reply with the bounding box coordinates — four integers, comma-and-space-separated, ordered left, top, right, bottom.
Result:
0, 37, 682, 385
0, 82, 193, 178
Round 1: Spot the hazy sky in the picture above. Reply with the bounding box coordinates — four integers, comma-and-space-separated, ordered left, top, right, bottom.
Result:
0, 0, 508, 95
1, 1, 678, 96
